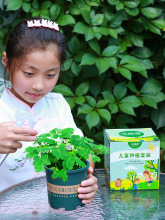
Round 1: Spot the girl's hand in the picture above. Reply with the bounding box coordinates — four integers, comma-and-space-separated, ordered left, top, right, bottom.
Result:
0, 122, 38, 154
77, 166, 98, 204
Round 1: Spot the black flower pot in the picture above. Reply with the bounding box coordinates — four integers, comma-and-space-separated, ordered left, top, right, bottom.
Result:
45, 161, 90, 211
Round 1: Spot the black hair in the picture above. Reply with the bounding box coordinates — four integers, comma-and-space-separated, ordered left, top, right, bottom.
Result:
4, 18, 67, 81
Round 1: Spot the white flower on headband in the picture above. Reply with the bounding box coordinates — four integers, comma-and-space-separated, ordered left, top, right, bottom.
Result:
27, 21, 34, 27
41, 19, 48, 27
27, 19, 59, 31
34, 20, 41, 27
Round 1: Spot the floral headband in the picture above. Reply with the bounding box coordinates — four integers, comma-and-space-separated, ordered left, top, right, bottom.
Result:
27, 19, 59, 31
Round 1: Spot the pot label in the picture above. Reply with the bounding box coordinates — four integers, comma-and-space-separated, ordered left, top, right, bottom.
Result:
47, 182, 80, 195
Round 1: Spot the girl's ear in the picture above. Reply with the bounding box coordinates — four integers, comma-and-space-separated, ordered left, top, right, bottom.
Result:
2, 52, 8, 68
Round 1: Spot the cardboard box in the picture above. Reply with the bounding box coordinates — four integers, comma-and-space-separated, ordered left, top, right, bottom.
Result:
104, 128, 160, 190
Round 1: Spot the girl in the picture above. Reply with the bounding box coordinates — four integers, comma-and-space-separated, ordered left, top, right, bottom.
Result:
0, 18, 98, 204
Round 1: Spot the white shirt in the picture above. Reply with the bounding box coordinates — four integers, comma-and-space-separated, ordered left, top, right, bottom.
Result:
0, 88, 82, 192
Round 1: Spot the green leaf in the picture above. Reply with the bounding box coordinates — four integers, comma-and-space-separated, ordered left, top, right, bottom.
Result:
50, 4, 61, 20
119, 41, 127, 53
145, 22, 161, 35
96, 100, 109, 108
140, 0, 154, 8
108, 28, 118, 39
71, 61, 81, 75
127, 81, 139, 93
32, 0, 39, 9
53, 84, 74, 96
123, 62, 145, 72
85, 27, 95, 41
86, 111, 100, 130
96, 27, 109, 36
69, 36, 80, 54
119, 103, 136, 116
86, 96, 96, 107
74, 96, 85, 105
75, 82, 89, 96
63, 58, 73, 70
88, 40, 101, 55
114, 83, 127, 101
120, 96, 143, 108
7, 0, 23, 10
80, 53, 96, 65
65, 97, 75, 109
22, 2, 31, 12
116, 2, 124, 10
110, 12, 123, 28
141, 7, 163, 19
151, 104, 165, 129
118, 67, 132, 80
78, 104, 93, 114
109, 103, 118, 114
125, 8, 139, 16
91, 14, 104, 26
140, 78, 163, 94
108, 0, 120, 5
151, 19, 165, 29
95, 57, 112, 74
41, 1, 52, 9
102, 46, 119, 57
102, 91, 115, 102
90, 80, 101, 97
140, 59, 154, 69
154, 92, 165, 103
81, 8, 91, 24
73, 22, 88, 34
57, 15, 75, 26
120, 55, 139, 65
131, 47, 152, 58
124, 1, 140, 8
65, 156, 75, 170
97, 109, 111, 123
141, 95, 157, 109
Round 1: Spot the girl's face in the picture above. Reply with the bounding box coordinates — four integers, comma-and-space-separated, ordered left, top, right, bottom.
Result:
3, 46, 61, 107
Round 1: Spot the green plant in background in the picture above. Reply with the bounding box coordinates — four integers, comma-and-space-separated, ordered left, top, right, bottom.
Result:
0, 0, 165, 167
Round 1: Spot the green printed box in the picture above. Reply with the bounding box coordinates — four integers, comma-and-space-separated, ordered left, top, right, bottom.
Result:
104, 128, 160, 190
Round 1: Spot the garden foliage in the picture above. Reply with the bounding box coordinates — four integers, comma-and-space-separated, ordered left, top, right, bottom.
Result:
0, 0, 165, 147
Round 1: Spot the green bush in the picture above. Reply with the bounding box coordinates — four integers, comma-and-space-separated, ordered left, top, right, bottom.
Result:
0, 0, 165, 150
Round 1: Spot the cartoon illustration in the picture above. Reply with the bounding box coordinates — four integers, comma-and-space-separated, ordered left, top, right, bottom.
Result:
133, 178, 140, 190
115, 178, 122, 187
127, 170, 137, 184
148, 143, 157, 152
143, 171, 153, 187
144, 160, 158, 179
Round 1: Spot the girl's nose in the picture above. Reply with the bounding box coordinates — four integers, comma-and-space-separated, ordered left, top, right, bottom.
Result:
32, 78, 44, 91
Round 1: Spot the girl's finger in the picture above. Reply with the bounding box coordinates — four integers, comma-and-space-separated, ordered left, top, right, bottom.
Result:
78, 191, 96, 200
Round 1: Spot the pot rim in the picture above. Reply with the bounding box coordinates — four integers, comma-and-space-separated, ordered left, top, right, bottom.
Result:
45, 160, 90, 173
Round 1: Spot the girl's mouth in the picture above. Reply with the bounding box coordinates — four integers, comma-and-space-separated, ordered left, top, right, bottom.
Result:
28, 93, 42, 98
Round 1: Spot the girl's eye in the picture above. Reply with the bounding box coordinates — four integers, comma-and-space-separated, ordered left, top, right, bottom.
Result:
47, 74, 55, 78
24, 72, 33, 76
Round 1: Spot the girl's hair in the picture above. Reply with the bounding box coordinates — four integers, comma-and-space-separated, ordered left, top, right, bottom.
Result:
143, 171, 150, 176
4, 18, 67, 81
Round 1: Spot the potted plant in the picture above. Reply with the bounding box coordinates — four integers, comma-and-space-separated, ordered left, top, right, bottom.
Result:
25, 127, 109, 210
